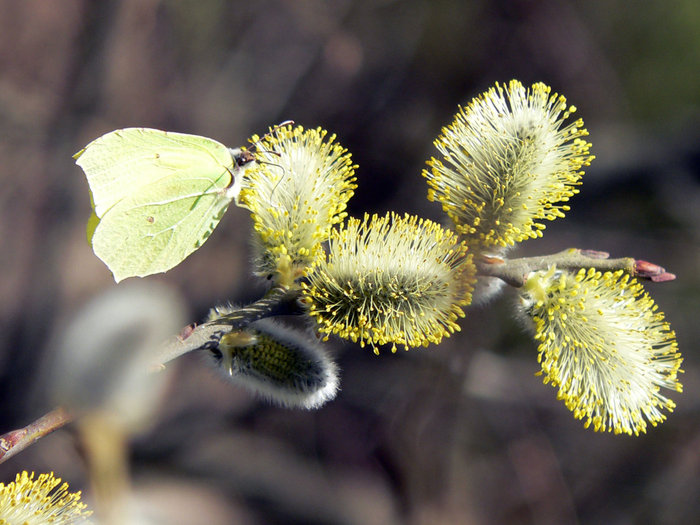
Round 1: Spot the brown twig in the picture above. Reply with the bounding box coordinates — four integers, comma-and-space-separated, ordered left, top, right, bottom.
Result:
0, 407, 72, 464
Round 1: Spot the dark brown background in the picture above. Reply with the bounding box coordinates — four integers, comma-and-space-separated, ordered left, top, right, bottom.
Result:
1, 1, 698, 523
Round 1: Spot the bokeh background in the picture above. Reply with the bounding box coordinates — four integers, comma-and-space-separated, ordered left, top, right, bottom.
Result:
1, 1, 699, 523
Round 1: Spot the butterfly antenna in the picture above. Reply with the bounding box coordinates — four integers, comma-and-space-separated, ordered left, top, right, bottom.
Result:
254, 121, 295, 203
264, 159, 288, 205
248, 120, 295, 154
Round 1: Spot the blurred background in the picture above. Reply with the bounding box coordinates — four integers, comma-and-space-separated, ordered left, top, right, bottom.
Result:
1, 0, 699, 523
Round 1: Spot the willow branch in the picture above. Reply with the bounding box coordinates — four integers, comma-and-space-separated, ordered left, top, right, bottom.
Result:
475, 248, 676, 288
154, 285, 302, 366
0, 407, 72, 464
0, 252, 672, 463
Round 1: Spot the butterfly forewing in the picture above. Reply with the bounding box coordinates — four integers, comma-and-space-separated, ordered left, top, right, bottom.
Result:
75, 128, 235, 217
75, 127, 250, 281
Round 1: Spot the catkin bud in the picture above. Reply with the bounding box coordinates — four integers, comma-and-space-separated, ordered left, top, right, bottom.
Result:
207, 311, 339, 409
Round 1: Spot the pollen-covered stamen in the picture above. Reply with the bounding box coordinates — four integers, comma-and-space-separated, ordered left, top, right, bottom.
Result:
302, 212, 476, 353
519, 267, 683, 436
424, 80, 594, 249
239, 125, 357, 285
0, 471, 92, 524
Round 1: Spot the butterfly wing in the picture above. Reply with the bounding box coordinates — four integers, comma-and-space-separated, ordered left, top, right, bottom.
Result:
75, 128, 237, 216
75, 128, 244, 281
90, 170, 235, 281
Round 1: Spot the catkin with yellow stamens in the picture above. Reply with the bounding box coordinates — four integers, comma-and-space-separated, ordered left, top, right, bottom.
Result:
0, 471, 92, 524
519, 267, 683, 435
425, 80, 594, 249
239, 125, 357, 286
302, 212, 475, 353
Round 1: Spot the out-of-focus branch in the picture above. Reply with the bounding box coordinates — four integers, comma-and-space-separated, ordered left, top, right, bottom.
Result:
0, 407, 72, 464
0, 286, 303, 465
475, 248, 675, 288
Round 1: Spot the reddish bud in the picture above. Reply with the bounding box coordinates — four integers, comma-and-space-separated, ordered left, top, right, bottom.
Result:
635, 260, 675, 282
178, 323, 196, 341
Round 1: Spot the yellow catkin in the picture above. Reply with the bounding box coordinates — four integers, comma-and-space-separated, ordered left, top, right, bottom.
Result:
424, 80, 594, 250
0, 471, 91, 524
302, 212, 475, 353
520, 267, 682, 435
239, 125, 357, 285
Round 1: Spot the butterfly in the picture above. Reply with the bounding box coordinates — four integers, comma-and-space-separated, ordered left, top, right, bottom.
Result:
75, 128, 256, 282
